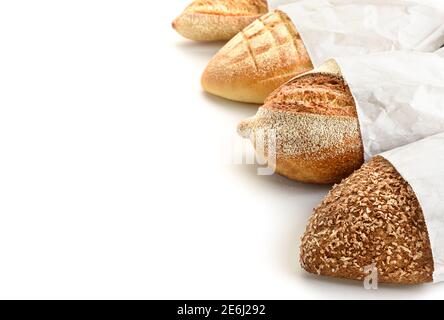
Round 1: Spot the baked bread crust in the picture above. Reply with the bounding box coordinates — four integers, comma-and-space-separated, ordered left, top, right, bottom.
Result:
238, 60, 364, 184
202, 9, 313, 103
300, 156, 434, 284
173, 0, 269, 41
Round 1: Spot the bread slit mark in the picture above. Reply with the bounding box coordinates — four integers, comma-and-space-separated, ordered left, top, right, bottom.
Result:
290, 27, 303, 63
276, 10, 302, 63
258, 14, 283, 66
241, 30, 259, 71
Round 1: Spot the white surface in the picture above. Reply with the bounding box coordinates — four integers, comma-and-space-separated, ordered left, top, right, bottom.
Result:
382, 133, 444, 284
0, 0, 443, 299
336, 51, 444, 159
281, 0, 444, 66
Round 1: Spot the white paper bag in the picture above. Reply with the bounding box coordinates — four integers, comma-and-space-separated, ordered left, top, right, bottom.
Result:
279, 0, 444, 66
268, 0, 301, 8
381, 133, 444, 283
334, 51, 444, 160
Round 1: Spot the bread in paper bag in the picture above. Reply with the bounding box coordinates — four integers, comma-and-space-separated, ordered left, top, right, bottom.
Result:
301, 133, 444, 285
238, 51, 444, 184
202, 0, 444, 103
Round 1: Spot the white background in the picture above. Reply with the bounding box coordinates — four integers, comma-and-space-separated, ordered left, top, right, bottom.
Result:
0, 0, 442, 299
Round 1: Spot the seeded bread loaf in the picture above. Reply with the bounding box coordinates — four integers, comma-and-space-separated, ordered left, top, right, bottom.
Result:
300, 156, 434, 284
173, 0, 269, 41
237, 59, 364, 184
202, 9, 312, 103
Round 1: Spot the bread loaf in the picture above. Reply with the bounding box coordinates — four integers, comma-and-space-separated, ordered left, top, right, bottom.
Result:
300, 156, 434, 285
202, 9, 312, 103
237, 59, 364, 184
173, 0, 269, 42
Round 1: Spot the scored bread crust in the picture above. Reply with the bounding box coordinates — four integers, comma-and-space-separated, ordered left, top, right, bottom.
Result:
300, 156, 434, 284
173, 0, 269, 41
238, 60, 364, 184
202, 9, 313, 103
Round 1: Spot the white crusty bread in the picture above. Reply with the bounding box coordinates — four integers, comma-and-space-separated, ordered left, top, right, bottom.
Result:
202, 9, 313, 104
301, 156, 434, 284
237, 59, 364, 184
173, 0, 269, 42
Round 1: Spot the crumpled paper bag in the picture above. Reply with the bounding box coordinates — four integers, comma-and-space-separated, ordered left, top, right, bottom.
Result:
279, 0, 444, 65
335, 51, 444, 159
382, 132, 444, 283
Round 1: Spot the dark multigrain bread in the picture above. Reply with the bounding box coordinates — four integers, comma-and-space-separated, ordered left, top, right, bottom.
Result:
300, 156, 434, 284
173, 0, 269, 41
237, 60, 364, 184
202, 9, 313, 103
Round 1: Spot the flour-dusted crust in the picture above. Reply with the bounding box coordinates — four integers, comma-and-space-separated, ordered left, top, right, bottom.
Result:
238, 60, 364, 184
301, 156, 434, 284
173, 0, 269, 41
202, 9, 312, 103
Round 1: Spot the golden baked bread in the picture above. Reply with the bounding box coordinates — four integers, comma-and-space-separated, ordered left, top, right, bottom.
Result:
300, 156, 434, 285
237, 59, 364, 184
202, 9, 313, 103
173, 0, 269, 42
